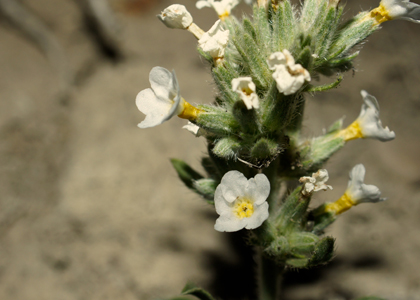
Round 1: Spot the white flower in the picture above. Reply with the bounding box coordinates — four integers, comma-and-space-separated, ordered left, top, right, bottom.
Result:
231, 77, 259, 110
214, 171, 270, 232
378, 0, 420, 23
196, 0, 241, 18
299, 169, 333, 196
267, 50, 311, 95
324, 164, 384, 215
354, 90, 395, 141
345, 164, 385, 204
198, 20, 230, 59
157, 4, 193, 29
136, 67, 184, 128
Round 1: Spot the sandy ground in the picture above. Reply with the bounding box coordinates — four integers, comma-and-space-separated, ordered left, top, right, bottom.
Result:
0, 0, 419, 299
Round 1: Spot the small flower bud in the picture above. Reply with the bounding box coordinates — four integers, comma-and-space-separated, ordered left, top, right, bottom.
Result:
157, 4, 193, 29
299, 169, 333, 196
267, 50, 311, 95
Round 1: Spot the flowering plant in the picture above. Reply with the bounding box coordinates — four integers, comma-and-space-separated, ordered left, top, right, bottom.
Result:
135, 0, 419, 299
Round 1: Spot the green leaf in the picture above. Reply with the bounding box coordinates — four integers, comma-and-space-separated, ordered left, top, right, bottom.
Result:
155, 297, 194, 300
181, 283, 216, 300
355, 297, 387, 300
170, 159, 204, 190
272, 0, 296, 51
212, 63, 239, 107
232, 24, 270, 88
306, 76, 343, 93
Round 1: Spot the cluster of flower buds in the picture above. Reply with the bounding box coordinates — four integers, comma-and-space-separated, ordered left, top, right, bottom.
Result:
135, 0, 419, 269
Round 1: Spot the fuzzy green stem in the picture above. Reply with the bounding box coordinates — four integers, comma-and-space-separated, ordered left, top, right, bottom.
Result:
286, 93, 305, 135
257, 249, 284, 300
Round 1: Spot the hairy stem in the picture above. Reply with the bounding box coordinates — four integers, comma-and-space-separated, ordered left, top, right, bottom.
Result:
257, 249, 284, 300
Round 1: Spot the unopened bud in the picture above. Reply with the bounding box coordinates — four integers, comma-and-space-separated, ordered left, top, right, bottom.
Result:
157, 4, 193, 29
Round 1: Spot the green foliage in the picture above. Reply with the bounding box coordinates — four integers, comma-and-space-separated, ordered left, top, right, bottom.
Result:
356, 297, 387, 300
181, 283, 216, 300
170, 159, 203, 190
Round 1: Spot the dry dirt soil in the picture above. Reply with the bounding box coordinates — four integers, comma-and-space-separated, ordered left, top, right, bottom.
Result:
0, 0, 419, 299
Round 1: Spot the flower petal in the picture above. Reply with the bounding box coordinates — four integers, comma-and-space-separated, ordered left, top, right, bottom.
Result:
381, 0, 420, 23
219, 170, 248, 203
136, 88, 173, 128
149, 67, 179, 101
214, 183, 233, 215
244, 202, 269, 229
346, 164, 384, 203
359, 91, 396, 141
215, 214, 248, 232
246, 174, 270, 205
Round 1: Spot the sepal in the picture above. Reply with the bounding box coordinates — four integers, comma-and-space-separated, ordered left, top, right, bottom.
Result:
195, 105, 240, 136
212, 136, 241, 158
298, 133, 345, 171
232, 99, 260, 134
250, 138, 279, 160
310, 204, 337, 234
307, 236, 335, 266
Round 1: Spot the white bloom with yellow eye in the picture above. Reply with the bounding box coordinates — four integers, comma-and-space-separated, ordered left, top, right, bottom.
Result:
231, 77, 259, 110
196, 0, 241, 18
340, 91, 395, 141
267, 50, 311, 95
214, 171, 270, 232
324, 164, 385, 215
157, 4, 193, 29
345, 164, 385, 204
299, 169, 333, 196
198, 20, 230, 59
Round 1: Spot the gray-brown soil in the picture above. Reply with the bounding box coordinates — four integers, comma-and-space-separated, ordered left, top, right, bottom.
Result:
0, 0, 419, 299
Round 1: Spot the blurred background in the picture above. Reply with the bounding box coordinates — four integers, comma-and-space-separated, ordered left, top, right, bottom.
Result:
0, 0, 419, 299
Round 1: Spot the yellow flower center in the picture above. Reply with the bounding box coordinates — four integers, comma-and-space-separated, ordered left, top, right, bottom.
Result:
219, 11, 230, 20
234, 198, 254, 219
241, 87, 253, 96
324, 192, 356, 215
369, 4, 393, 25
336, 120, 363, 142
177, 98, 204, 121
